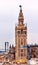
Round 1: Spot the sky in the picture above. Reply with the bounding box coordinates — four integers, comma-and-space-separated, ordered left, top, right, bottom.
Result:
0, 0, 38, 50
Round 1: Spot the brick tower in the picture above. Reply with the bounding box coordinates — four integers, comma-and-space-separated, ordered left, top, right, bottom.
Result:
15, 5, 27, 60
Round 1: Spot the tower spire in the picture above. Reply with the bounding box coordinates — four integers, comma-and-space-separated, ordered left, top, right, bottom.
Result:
18, 5, 24, 25
19, 5, 22, 13
19, 5, 22, 10
19, 5, 22, 8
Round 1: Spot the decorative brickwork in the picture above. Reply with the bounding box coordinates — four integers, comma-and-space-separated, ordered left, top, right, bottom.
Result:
15, 5, 27, 60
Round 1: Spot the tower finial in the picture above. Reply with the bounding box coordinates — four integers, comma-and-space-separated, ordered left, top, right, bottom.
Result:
18, 5, 24, 25
19, 5, 22, 7
19, 5, 22, 9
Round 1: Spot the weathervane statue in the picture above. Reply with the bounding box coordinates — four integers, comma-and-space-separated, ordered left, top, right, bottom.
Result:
19, 5, 22, 9
19, 5, 22, 7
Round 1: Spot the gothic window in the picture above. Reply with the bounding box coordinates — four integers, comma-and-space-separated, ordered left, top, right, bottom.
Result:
25, 27, 27, 30
18, 39, 20, 48
21, 29, 23, 34
21, 39, 23, 45
18, 31, 20, 34
21, 49, 23, 52
23, 30, 27, 34
25, 31, 26, 34
21, 53, 23, 56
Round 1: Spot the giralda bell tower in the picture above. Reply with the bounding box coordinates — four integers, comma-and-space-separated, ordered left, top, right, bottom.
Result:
15, 5, 27, 60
